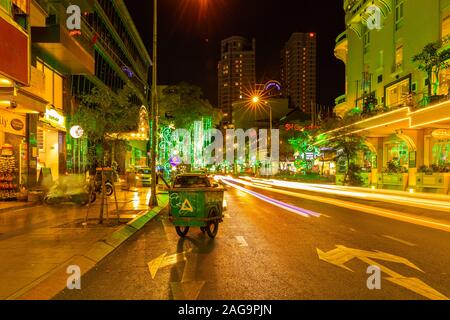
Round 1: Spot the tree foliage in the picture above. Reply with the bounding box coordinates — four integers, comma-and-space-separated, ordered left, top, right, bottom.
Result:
330, 130, 368, 186
71, 85, 140, 165
159, 82, 221, 128
412, 38, 450, 97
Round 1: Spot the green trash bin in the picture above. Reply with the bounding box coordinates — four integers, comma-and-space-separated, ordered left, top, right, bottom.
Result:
169, 174, 224, 238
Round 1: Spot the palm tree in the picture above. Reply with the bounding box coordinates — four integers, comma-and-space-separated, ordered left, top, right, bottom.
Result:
412, 38, 450, 99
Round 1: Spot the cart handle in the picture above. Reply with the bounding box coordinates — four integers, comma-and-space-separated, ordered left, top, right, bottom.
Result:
158, 173, 172, 190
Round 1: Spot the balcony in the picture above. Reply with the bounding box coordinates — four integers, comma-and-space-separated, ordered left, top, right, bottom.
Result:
31, 23, 95, 75
410, 99, 450, 129
334, 95, 350, 118
334, 31, 348, 64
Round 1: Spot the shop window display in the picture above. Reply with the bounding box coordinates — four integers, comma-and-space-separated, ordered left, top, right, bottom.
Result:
432, 140, 450, 167
0, 144, 18, 201
386, 141, 409, 169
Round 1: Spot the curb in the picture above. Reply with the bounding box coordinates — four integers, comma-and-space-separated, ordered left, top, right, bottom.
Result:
7, 194, 169, 300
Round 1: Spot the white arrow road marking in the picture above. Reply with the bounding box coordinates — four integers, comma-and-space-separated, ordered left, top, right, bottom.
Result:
147, 249, 192, 279
317, 245, 448, 300
170, 247, 205, 300
235, 236, 248, 247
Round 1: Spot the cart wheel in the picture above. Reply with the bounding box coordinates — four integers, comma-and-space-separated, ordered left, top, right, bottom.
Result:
175, 226, 190, 237
206, 208, 219, 239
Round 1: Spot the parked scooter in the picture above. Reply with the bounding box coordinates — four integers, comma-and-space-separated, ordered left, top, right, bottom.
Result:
87, 167, 116, 204
88, 177, 114, 203
44, 177, 90, 206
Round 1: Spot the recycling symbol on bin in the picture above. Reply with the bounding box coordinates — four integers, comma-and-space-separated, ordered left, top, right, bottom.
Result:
170, 193, 182, 208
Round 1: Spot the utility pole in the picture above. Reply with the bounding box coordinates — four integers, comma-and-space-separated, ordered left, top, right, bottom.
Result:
149, 0, 158, 207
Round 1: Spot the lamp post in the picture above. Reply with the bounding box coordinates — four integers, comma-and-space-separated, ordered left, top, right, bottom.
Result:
251, 96, 273, 176
149, 0, 159, 207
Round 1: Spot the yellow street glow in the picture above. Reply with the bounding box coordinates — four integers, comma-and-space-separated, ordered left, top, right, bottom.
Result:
252, 96, 260, 104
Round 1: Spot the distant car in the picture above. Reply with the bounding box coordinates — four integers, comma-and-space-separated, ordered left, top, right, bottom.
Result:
135, 166, 151, 187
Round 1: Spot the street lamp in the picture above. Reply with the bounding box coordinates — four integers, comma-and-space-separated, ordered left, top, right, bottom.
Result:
251, 95, 273, 176
251, 95, 273, 139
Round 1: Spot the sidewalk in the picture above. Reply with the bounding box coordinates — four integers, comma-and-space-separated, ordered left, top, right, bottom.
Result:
0, 188, 168, 300
0, 201, 37, 213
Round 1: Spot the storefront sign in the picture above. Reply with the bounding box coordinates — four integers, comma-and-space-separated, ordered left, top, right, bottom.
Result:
44, 108, 65, 130
0, 16, 29, 85
0, 109, 26, 136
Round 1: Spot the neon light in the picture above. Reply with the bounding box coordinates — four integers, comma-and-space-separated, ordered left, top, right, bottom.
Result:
411, 117, 450, 129
408, 99, 450, 115
324, 107, 410, 135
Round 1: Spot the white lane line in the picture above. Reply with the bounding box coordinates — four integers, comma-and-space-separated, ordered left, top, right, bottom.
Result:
382, 235, 417, 247
235, 236, 248, 247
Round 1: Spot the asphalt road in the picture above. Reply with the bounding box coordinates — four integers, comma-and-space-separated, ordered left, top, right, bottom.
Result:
55, 183, 450, 300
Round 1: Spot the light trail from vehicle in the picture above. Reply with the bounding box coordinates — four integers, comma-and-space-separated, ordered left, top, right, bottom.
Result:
218, 176, 450, 233
239, 177, 450, 213
219, 178, 321, 218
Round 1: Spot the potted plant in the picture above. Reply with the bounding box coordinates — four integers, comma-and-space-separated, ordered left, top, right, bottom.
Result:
378, 160, 409, 191
416, 165, 450, 194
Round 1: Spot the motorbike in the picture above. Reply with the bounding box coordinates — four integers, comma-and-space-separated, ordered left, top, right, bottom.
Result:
88, 176, 114, 204
44, 180, 90, 206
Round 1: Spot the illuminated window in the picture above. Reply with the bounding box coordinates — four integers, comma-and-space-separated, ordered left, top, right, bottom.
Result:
395, 0, 404, 30
432, 140, 450, 165
395, 45, 403, 70
386, 78, 409, 108
44, 66, 54, 105
54, 73, 63, 109
386, 141, 408, 167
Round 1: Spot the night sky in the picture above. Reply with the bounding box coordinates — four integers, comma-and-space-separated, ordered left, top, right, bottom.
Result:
124, 0, 346, 108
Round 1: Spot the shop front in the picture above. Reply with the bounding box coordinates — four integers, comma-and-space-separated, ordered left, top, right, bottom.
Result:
125, 140, 148, 170
37, 107, 66, 182
0, 108, 28, 200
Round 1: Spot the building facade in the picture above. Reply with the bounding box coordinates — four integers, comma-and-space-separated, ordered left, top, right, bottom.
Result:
281, 32, 317, 114
0, 0, 151, 201
218, 36, 256, 127
332, 0, 450, 193
30, 0, 151, 178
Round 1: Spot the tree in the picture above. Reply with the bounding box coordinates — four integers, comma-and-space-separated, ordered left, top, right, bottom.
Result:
412, 38, 450, 98
330, 131, 368, 186
71, 84, 139, 169
159, 83, 221, 128
284, 122, 320, 173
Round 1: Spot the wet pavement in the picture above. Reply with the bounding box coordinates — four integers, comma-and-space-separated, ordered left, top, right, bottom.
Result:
0, 188, 154, 299
54, 183, 450, 300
